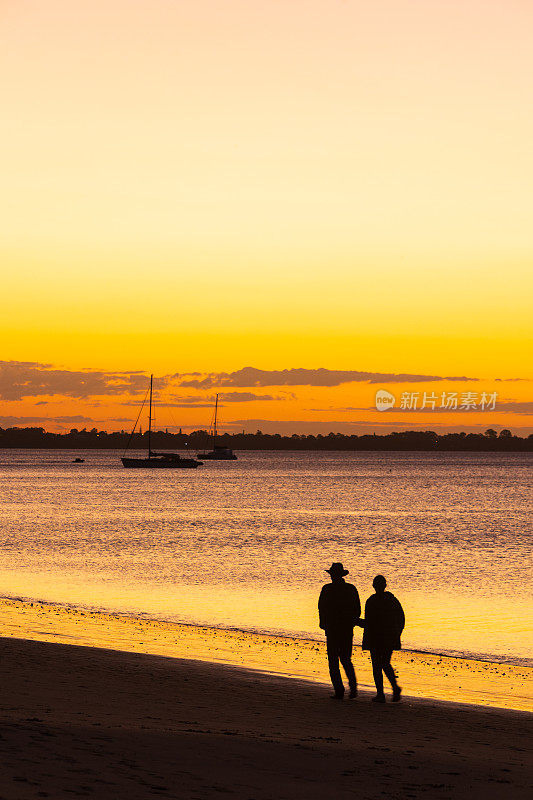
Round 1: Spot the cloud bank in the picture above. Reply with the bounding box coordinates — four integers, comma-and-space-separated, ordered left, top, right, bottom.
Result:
494, 401, 533, 414
0, 415, 95, 425
0, 361, 482, 402
0, 361, 150, 401
175, 367, 477, 389
122, 391, 287, 409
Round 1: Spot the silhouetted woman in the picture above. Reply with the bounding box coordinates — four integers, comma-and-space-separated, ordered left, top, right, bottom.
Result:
362, 575, 405, 703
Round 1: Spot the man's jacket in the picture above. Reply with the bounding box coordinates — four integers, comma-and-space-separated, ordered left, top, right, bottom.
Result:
318, 580, 361, 634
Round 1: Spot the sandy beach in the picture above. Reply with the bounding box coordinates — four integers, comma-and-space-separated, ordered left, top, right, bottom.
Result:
0, 599, 532, 799
1, 636, 532, 800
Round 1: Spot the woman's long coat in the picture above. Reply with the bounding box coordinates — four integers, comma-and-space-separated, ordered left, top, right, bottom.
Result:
362, 591, 405, 651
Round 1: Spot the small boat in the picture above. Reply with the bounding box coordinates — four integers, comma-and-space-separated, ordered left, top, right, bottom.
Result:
73, 457, 84, 463
121, 375, 202, 469
197, 394, 237, 460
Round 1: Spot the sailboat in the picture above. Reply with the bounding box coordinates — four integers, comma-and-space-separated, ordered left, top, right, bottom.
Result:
121, 375, 202, 469
197, 394, 237, 460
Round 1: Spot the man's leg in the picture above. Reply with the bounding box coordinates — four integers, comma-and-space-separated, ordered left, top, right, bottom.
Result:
326, 636, 344, 696
338, 634, 357, 694
370, 649, 384, 694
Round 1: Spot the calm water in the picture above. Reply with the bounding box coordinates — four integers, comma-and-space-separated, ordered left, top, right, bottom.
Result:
0, 449, 531, 665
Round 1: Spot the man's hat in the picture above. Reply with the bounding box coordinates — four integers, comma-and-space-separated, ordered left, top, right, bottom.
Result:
326, 562, 349, 576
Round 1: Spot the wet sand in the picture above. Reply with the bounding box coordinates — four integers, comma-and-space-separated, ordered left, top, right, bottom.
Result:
0, 597, 531, 712
1, 635, 532, 800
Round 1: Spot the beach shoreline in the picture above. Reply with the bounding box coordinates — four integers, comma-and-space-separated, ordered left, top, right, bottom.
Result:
4, 591, 531, 668
1, 596, 531, 713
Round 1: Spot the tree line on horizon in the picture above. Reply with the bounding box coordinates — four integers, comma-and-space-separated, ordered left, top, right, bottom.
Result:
0, 426, 531, 451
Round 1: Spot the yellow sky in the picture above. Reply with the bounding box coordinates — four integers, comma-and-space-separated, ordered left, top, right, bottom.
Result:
1, 1, 532, 431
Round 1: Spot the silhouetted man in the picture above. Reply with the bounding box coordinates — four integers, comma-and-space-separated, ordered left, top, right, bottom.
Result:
319, 562, 361, 699
362, 574, 405, 703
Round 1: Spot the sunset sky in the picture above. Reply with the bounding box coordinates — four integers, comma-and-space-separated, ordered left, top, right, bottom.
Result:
2, 0, 532, 434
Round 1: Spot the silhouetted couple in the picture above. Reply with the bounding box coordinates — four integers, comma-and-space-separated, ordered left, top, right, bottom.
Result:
319, 563, 405, 703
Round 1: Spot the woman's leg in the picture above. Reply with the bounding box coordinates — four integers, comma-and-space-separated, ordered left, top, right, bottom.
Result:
370, 649, 384, 694
381, 649, 398, 689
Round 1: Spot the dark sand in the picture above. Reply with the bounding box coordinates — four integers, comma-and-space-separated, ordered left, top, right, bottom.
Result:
0, 636, 531, 800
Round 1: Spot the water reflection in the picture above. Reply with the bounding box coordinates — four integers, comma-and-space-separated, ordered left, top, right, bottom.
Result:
0, 450, 531, 664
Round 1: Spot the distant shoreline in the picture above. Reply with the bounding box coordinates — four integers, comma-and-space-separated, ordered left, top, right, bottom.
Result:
1, 427, 532, 451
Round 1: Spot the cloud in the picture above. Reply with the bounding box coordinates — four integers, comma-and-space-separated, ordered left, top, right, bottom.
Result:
494, 401, 533, 414
0, 415, 96, 425
156, 402, 213, 408
1, 361, 483, 401
333, 402, 533, 415
224, 418, 533, 435
223, 418, 467, 434
218, 391, 291, 402
131, 391, 292, 407
225, 418, 382, 434
119, 395, 212, 408
174, 367, 478, 389
0, 415, 133, 427
370, 399, 533, 415
0, 361, 151, 400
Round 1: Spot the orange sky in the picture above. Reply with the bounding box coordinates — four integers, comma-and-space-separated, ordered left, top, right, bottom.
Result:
2, 1, 532, 434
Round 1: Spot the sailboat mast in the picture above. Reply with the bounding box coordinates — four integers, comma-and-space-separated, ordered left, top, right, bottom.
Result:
213, 393, 218, 447
148, 374, 153, 457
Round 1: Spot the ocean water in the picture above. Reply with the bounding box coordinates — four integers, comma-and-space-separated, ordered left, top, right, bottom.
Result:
0, 449, 531, 666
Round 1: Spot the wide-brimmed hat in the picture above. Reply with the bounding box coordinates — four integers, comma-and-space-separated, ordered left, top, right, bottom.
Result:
326, 562, 349, 576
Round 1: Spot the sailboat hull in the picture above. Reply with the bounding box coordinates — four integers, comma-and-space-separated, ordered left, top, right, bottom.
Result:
121, 457, 201, 469
196, 451, 237, 460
